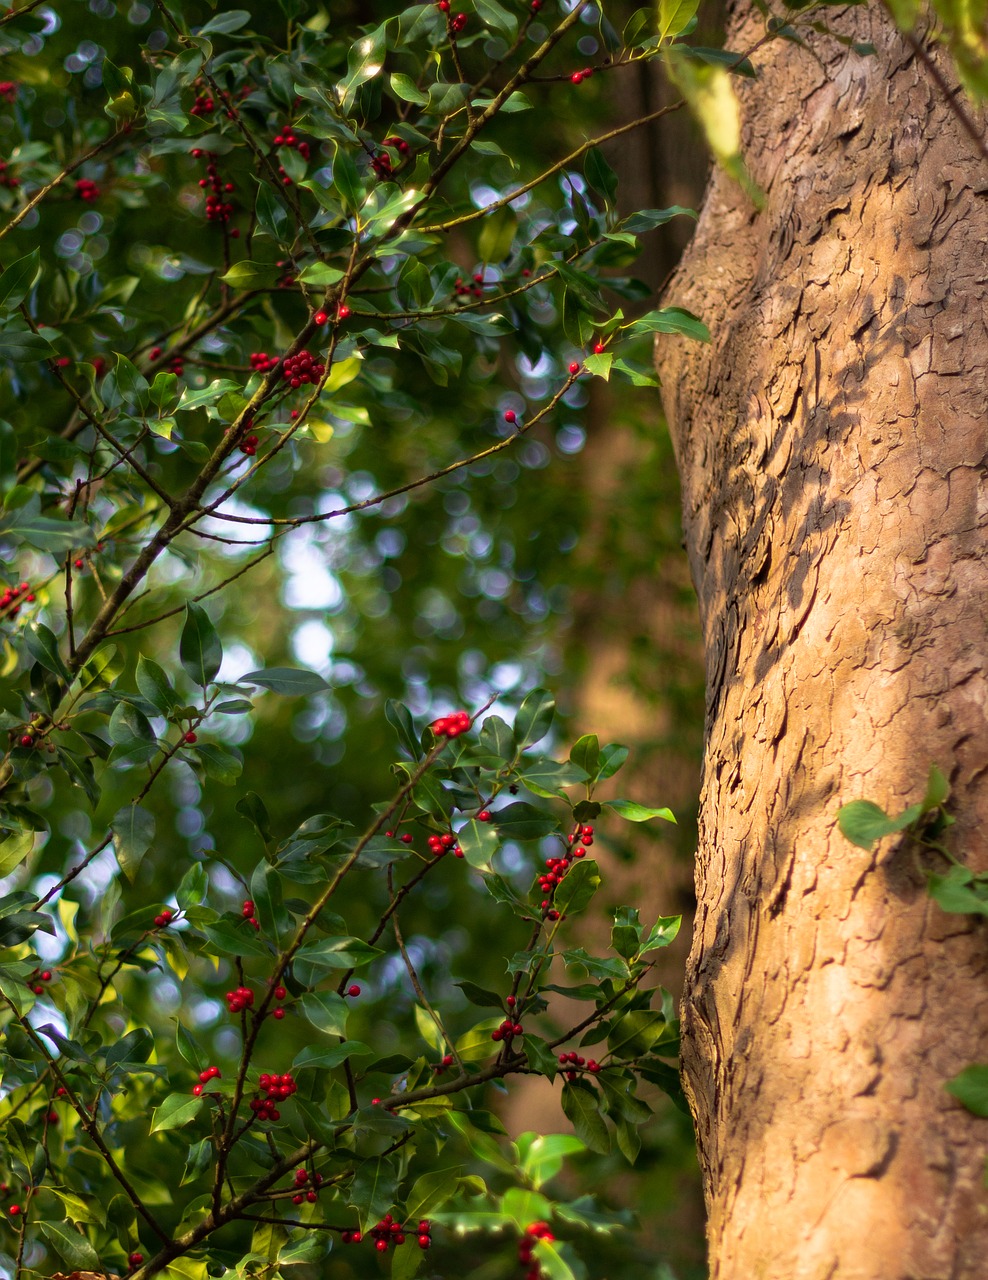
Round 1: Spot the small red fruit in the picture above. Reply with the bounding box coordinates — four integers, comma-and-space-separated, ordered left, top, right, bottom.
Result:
347, 984, 361, 998
184, 731, 197, 744
568, 362, 580, 374
504, 409, 517, 424
313, 310, 328, 325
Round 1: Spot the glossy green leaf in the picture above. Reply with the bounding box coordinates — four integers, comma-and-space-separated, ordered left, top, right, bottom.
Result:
180, 602, 223, 687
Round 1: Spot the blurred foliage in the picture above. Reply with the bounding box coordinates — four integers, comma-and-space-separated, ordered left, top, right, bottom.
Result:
0, 0, 723, 1275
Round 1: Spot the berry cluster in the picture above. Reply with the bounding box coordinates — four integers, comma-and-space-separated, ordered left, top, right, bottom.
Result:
432, 1052, 455, 1075
1, 581, 33, 618
0, 81, 17, 104
242, 898, 260, 927
226, 984, 255, 1013
75, 178, 100, 202
537, 825, 594, 920
0, 159, 19, 190
272, 125, 311, 185
251, 1071, 297, 1121
426, 832, 459, 857
189, 89, 215, 117
153, 907, 174, 929
343, 1214, 432, 1252
491, 1014, 524, 1043
518, 1221, 555, 1280
148, 346, 185, 375
192, 1065, 221, 1096
250, 351, 280, 373
191, 151, 237, 229
454, 272, 486, 300
282, 350, 326, 388
430, 709, 471, 738
289, 1166, 322, 1204
570, 67, 595, 85
26, 968, 52, 997
271, 980, 288, 1019
557, 1050, 601, 1080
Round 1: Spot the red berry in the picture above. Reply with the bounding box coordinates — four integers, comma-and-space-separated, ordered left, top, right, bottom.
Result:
504, 410, 517, 424
129, 1253, 144, 1267
274, 985, 287, 1000
313, 310, 328, 325
184, 731, 197, 744
9, 1204, 20, 1216
272, 1008, 285, 1019
568, 362, 580, 374
400, 832, 414, 844
19, 735, 32, 748
571, 71, 583, 85
192, 1084, 203, 1096
593, 342, 605, 353
347, 984, 361, 998
477, 810, 492, 822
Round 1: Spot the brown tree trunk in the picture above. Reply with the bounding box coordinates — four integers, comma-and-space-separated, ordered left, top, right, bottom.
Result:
655, 4, 988, 1276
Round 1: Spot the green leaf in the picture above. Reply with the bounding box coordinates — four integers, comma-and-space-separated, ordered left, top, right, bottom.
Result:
390, 71, 429, 104
193, 741, 243, 785
404, 1167, 463, 1224
180, 602, 223, 686
236, 791, 273, 843
219, 261, 279, 289
479, 713, 514, 760
625, 307, 710, 342
597, 743, 629, 780
607, 1009, 668, 1058
659, 0, 699, 39
136, 654, 181, 714
457, 819, 500, 871
518, 759, 588, 799
112, 804, 156, 881
640, 914, 682, 953
474, 0, 518, 36
295, 936, 381, 970
349, 1155, 398, 1232
604, 799, 676, 823
385, 698, 422, 759
513, 688, 554, 750
150, 1092, 203, 1132
569, 734, 600, 780
493, 803, 560, 840
297, 262, 345, 287
922, 764, 950, 810
202, 919, 272, 958
0, 505, 95, 554
927, 866, 988, 917
197, 9, 251, 34
239, 666, 328, 695
455, 980, 506, 1009
0, 829, 35, 878
478, 206, 517, 264
561, 1080, 609, 1154
502, 1187, 553, 1230
37, 1221, 100, 1271
293, 1041, 373, 1069
554, 859, 601, 917
23, 623, 69, 680
945, 1064, 988, 1117
621, 206, 696, 233
584, 147, 618, 201
298, 991, 348, 1037
0, 249, 41, 313
519, 1133, 584, 1189
837, 799, 917, 851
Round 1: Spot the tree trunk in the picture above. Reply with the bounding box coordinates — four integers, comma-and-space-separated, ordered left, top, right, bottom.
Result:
655, 4, 988, 1276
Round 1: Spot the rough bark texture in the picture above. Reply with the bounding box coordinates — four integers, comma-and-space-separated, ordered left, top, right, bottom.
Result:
655, 5, 988, 1277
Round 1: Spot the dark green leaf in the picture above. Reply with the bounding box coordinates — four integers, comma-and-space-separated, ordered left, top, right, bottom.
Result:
625, 307, 709, 342
554, 859, 601, 916
458, 819, 500, 870
237, 791, 273, 843
945, 1064, 988, 1116
180, 602, 223, 687
604, 799, 676, 823
349, 1155, 398, 1232
239, 666, 328, 695
37, 1221, 100, 1271
197, 9, 251, 34
136, 654, 181, 713
0, 249, 41, 313
513, 688, 554, 750
561, 1080, 609, 1154
23, 623, 69, 680
150, 1092, 203, 1132
112, 804, 155, 881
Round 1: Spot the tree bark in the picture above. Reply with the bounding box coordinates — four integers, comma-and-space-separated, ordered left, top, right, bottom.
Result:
655, 4, 988, 1276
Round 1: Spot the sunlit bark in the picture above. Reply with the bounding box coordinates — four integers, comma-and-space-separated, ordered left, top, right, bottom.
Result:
656, 4, 988, 1275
